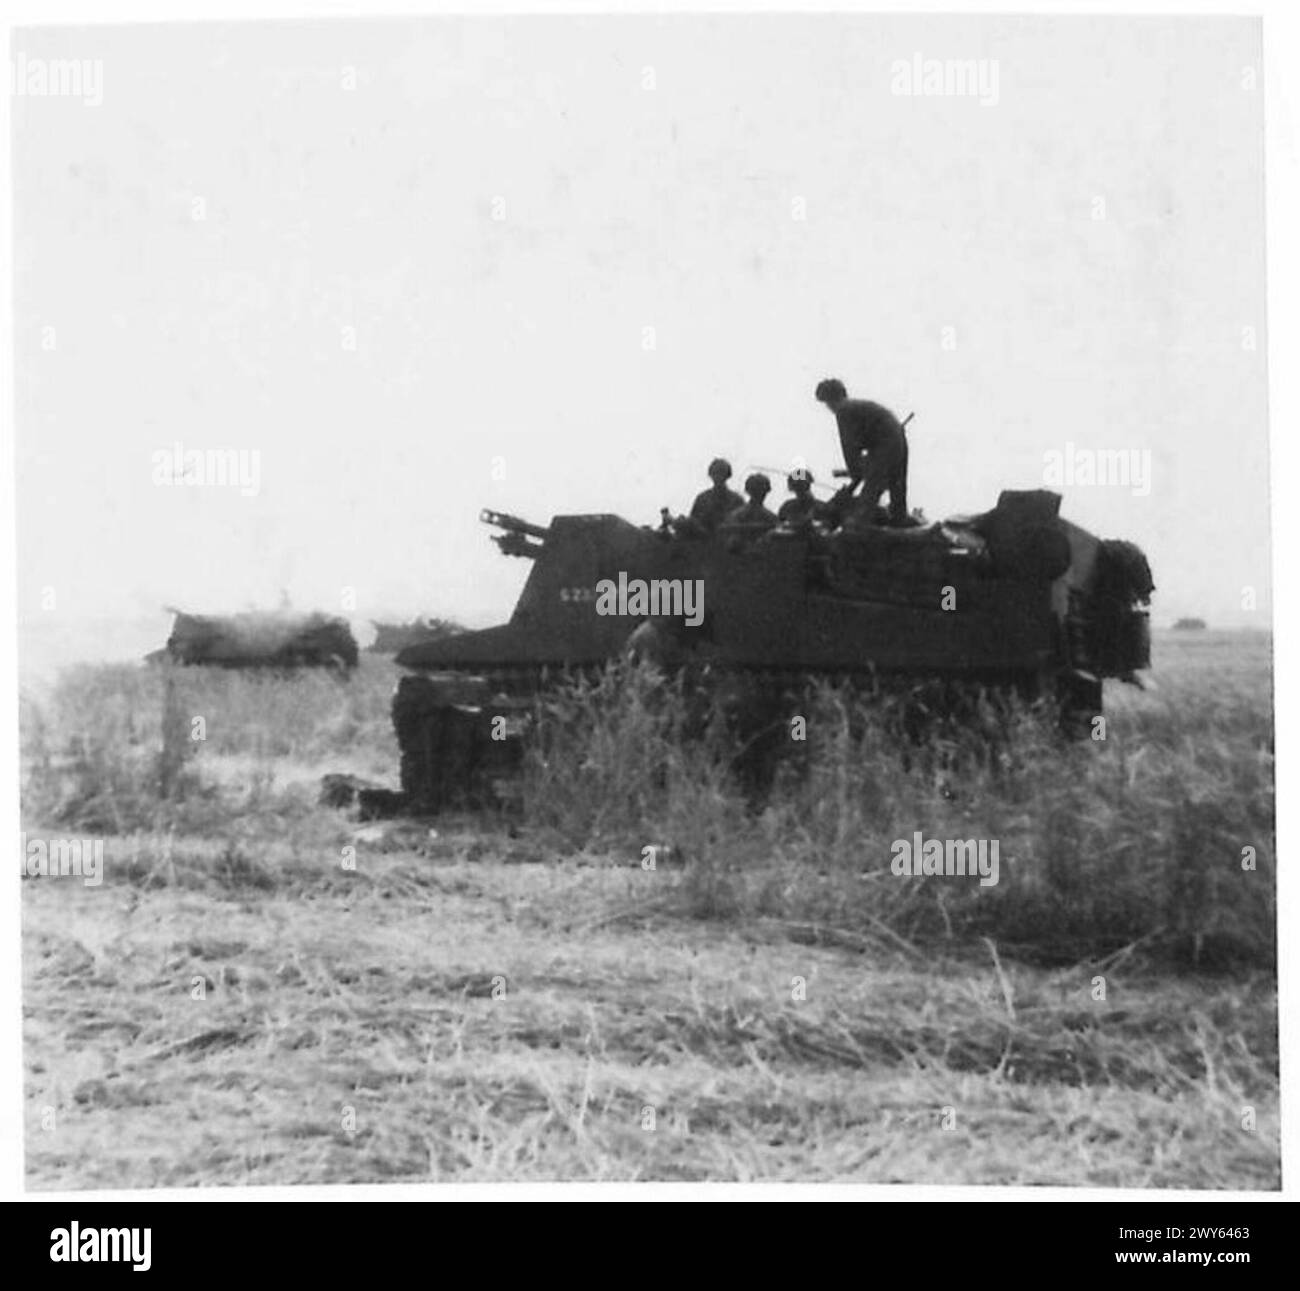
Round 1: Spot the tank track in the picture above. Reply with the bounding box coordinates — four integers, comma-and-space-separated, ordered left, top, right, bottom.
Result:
386, 657, 1091, 817
391, 672, 536, 813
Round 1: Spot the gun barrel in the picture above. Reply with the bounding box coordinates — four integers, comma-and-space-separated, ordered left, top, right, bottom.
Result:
479, 509, 550, 541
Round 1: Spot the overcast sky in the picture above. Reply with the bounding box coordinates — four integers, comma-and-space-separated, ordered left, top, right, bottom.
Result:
13, 13, 1270, 658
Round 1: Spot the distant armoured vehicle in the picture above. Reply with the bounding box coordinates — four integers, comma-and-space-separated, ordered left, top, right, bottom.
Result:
152, 609, 358, 670
1172, 617, 1208, 631
384, 490, 1154, 813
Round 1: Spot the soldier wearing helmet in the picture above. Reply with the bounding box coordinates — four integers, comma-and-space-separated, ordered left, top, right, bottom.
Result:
778, 468, 821, 526
815, 377, 909, 526
723, 473, 779, 531
688, 458, 744, 534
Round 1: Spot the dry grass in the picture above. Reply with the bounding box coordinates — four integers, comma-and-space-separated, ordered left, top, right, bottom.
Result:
524, 634, 1276, 970
20, 633, 1278, 1187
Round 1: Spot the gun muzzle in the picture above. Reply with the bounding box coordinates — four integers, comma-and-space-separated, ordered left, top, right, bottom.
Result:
480, 509, 550, 541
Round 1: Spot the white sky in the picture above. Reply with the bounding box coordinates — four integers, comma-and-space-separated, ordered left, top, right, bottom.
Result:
13, 14, 1270, 647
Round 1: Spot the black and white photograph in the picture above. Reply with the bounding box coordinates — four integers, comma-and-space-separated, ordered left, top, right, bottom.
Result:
5, 1, 1291, 1214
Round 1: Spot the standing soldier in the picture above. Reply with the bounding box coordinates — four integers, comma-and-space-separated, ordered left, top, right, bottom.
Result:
688, 458, 744, 534
814, 377, 909, 525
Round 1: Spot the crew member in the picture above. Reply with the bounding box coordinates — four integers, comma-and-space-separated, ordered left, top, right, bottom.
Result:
778, 468, 821, 525
814, 377, 909, 525
688, 458, 744, 534
722, 473, 779, 531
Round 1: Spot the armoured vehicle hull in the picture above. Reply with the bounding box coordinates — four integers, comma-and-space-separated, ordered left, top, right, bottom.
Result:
153, 609, 359, 670
388, 491, 1152, 812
